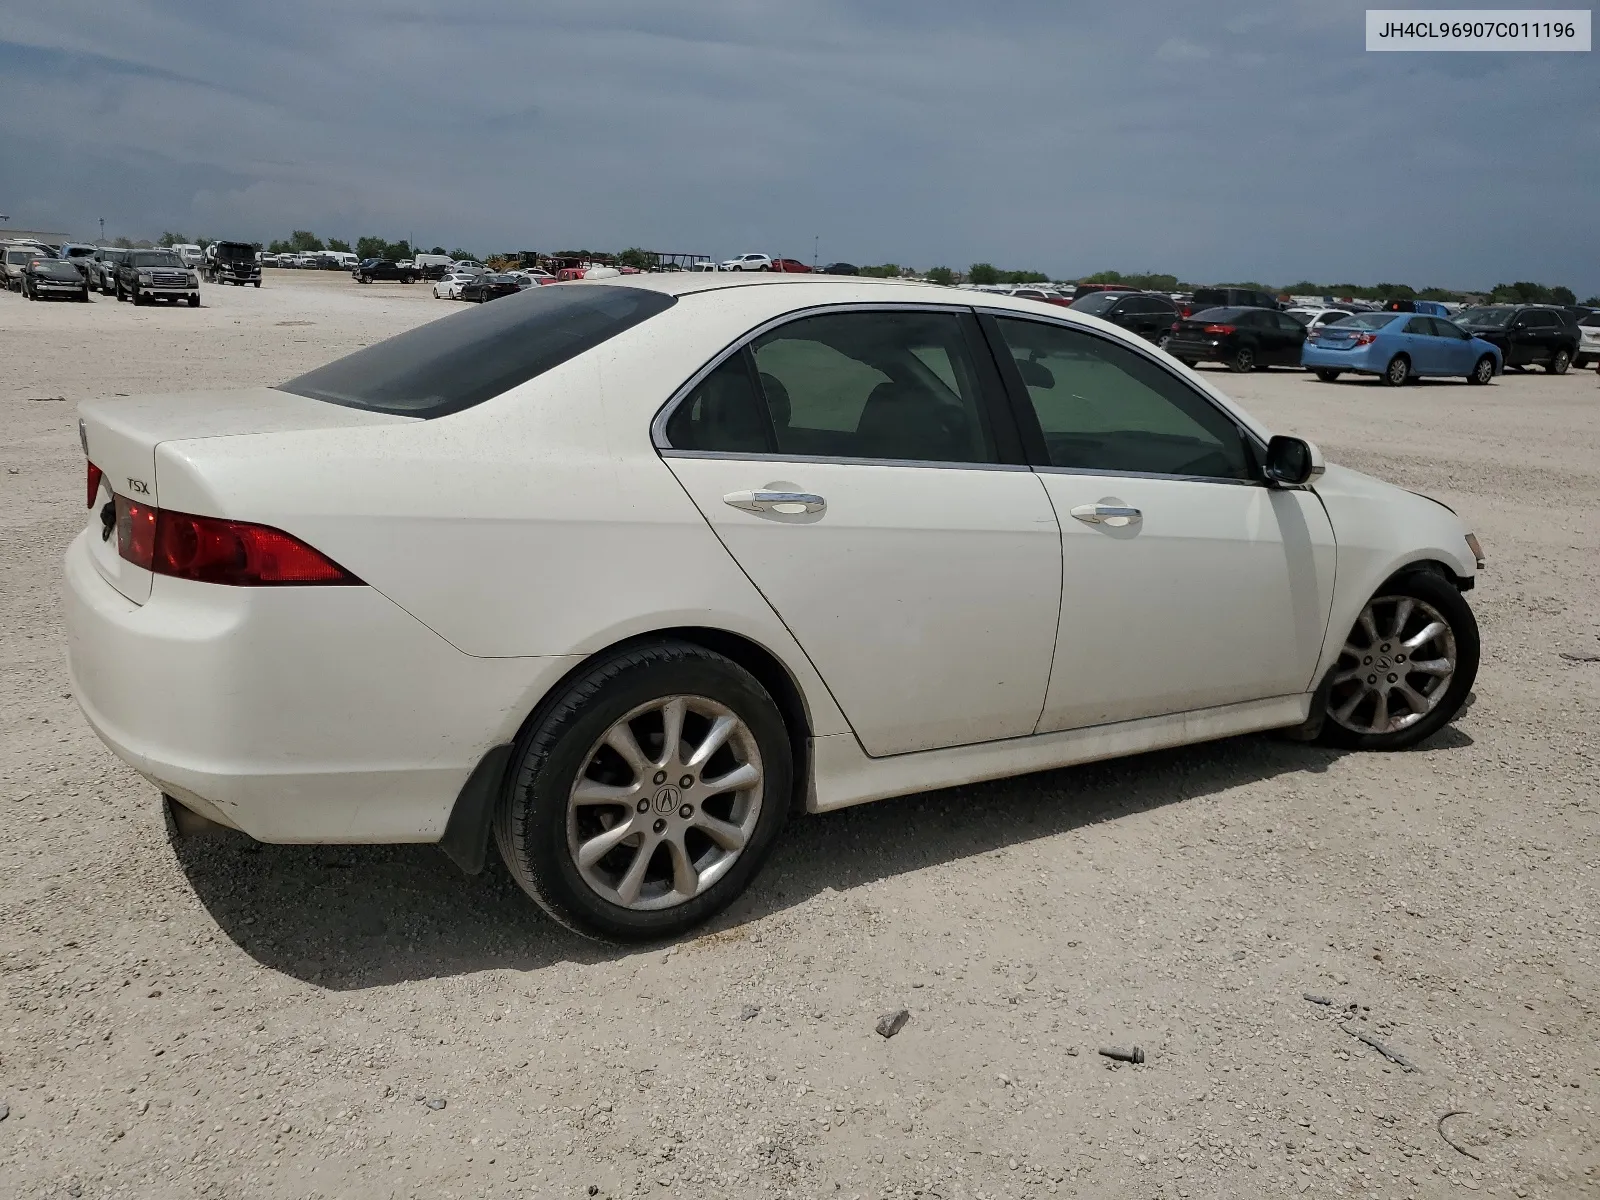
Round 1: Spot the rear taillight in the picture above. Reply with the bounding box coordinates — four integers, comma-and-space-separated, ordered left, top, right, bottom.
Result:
1203, 323, 1236, 335
87, 461, 103, 507
1170, 321, 1181, 332
115, 495, 359, 585
1353, 333, 1377, 346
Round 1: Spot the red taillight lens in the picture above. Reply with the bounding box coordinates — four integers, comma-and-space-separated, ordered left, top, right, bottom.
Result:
1203, 323, 1236, 335
1353, 333, 1377, 346
115, 496, 359, 585
1170, 321, 1181, 331
87, 461, 103, 508
115, 494, 157, 569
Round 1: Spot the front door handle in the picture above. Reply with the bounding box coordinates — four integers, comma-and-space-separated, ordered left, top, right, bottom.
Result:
723, 489, 826, 515
1070, 502, 1141, 526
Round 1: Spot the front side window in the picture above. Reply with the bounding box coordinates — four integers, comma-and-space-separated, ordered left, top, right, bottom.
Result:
747, 310, 997, 463
1404, 317, 1435, 335
993, 318, 1252, 482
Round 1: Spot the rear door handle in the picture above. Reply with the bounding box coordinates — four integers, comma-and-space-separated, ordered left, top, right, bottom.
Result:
723, 489, 826, 515
1070, 502, 1141, 526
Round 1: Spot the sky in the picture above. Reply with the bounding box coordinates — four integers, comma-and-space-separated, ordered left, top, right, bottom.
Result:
1, 1, 1596, 295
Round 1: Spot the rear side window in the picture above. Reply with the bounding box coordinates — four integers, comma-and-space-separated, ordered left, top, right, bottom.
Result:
279, 284, 676, 417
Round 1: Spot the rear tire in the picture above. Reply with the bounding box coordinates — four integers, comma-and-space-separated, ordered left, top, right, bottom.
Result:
188, 295, 200, 308
1177, 358, 1197, 368
1314, 369, 1341, 382
1548, 348, 1571, 375
253, 280, 261, 288
1468, 355, 1495, 385
1228, 346, 1255, 373
1382, 354, 1409, 386
1319, 569, 1478, 752
495, 641, 793, 943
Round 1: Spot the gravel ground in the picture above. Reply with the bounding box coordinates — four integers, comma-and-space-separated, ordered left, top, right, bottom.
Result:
2, 272, 1597, 1200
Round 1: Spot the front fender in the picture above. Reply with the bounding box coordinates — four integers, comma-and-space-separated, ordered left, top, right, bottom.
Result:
1313, 464, 1478, 678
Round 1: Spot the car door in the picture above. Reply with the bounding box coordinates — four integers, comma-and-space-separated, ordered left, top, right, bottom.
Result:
1271, 311, 1308, 365
980, 314, 1336, 731
1525, 310, 1560, 363
659, 306, 1063, 757
1403, 317, 1444, 374
1505, 311, 1538, 365
1434, 317, 1480, 373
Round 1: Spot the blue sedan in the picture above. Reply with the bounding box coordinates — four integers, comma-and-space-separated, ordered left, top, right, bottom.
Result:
1301, 312, 1501, 386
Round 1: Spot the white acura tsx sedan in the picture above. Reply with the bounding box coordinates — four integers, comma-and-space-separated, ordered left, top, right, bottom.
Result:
66, 274, 1483, 941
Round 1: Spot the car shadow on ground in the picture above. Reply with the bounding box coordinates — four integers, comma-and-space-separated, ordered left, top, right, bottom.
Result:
172, 722, 1472, 990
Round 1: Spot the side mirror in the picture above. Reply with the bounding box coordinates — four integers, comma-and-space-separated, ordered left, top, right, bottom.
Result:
1263, 435, 1325, 487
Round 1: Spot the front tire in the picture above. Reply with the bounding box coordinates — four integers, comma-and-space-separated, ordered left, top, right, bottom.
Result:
1319, 570, 1478, 752
495, 641, 793, 942
1382, 354, 1409, 386
1314, 369, 1341, 382
1548, 348, 1571, 375
1228, 345, 1255, 373
1468, 355, 1495, 385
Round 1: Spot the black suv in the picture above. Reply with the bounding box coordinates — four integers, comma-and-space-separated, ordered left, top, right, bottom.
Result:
115, 249, 200, 306
1068, 290, 1180, 345
205, 240, 261, 286
1182, 286, 1280, 317
354, 258, 417, 284
1453, 305, 1580, 374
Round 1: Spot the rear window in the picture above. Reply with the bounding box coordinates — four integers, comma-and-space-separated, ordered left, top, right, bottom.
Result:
1330, 312, 1401, 330
1187, 307, 1250, 322
1070, 292, 1123, 315
1192, 289, 1227, 305
278, 283, 677, 418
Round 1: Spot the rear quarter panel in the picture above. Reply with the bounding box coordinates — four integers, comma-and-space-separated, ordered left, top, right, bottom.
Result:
154, 291, 856, 737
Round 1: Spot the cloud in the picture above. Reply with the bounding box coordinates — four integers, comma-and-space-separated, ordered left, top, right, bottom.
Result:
0, 0, 1595, 295
1155, 38, 1211, 62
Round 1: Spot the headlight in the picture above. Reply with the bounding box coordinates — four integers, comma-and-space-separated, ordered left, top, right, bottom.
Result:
188, 273, 199, 285
138, 272, 152, 282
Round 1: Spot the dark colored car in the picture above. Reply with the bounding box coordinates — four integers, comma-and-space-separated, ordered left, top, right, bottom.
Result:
1166, 306, 1307, 373
1069, 290, 1179, 344
1181, 287, 1281, 318
820, 263, 858, 276
770, 258, 812, 273
206, 240, 261, 286
23, 256, 91, 302
1452, 305, 1580, 374
353, 258, 417, 284
459, 273, 521, 303
1069, 282, 1137, 302
115, 249, 200, 306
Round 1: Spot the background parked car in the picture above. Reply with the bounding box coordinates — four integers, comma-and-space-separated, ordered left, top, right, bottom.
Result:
22, 256, 91, 302
88, 247, 130, 294
58, 243, 100, 283
720, 253, 772, 271
1167, 306, 1306, 371
1453, 305, 1579, 374
1181, 286, 1281, 317
820, 262, 859, 275
1574, 312, 1600, 369
769, 258, 812, 273
1010, 286, 1072, 307
115, 248, 200, 306
204, 240, 262, 286
1069, 282, 1138, 302
1302, 312, 1500, 386
1286, 307, 1359, 336
1069, 290, 1178, 343
432, 270, 478, 299
459, 272, 521, 303
3, 243, 52, 291
353, 258, 417, 284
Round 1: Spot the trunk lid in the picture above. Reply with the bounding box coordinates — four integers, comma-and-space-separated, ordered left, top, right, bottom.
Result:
79, 387, 413, 603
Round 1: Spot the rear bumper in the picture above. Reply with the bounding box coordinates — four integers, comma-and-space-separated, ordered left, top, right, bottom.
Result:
1300, 344, 1385, 374
63, 529, 578, 843
1167, 336, 1228, 362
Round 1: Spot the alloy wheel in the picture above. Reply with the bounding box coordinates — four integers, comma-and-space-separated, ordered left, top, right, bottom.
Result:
1386, 356, 1408, 385
567, 695, 764, 911
1327, 595, 1457, 735
1474, 356, 1494, 384
1551, 350, 1570, 375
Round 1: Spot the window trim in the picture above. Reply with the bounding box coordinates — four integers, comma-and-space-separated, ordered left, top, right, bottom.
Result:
973, 309, 1269, 488
650, 301, 1028, 468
